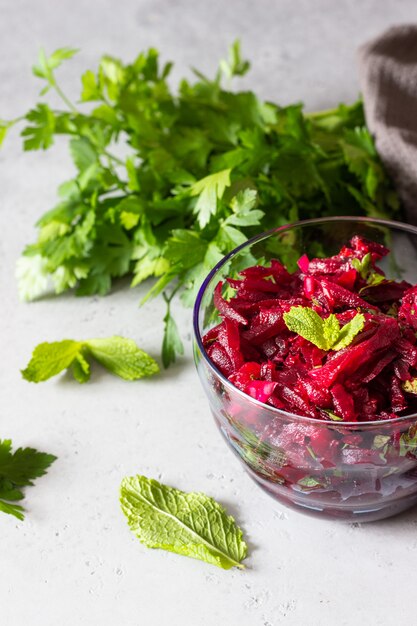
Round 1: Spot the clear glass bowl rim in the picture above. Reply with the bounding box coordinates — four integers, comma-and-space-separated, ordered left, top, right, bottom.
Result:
193, 215, 417, 428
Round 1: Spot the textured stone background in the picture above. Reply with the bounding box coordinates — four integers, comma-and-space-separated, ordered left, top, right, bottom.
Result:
1, 1, 416, 625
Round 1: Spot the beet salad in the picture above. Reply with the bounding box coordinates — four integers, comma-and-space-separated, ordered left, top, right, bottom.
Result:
203, 236, 417, 422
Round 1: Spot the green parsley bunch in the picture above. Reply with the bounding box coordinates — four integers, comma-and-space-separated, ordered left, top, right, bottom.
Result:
1, 42, 401, 366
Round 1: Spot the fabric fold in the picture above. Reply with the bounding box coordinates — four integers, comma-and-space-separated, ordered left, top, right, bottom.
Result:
358, 25, 417, 224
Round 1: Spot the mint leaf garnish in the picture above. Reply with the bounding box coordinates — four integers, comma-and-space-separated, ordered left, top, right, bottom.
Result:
283, 306, 329, 349
330, 313, 365, 350
283, 306, 365, 351
22, 337, 159, 383
0, 439, 56, 520
120, 475, 247, 570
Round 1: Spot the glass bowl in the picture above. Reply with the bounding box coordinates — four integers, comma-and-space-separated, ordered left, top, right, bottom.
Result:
193, 217, 417, 522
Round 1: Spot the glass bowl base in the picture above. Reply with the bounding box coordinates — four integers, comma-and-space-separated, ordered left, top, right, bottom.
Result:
247, 467, 417, 522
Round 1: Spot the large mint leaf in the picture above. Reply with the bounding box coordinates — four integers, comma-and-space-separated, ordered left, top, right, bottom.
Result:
283, 307, 328, 349
21, 340, 83, 382
120, 475, 247, 570
86, 337, 159, 379
22, 336, 159, 383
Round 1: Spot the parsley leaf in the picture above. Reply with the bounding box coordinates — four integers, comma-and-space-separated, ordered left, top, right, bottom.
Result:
33, 47, 79, 83
0, 439, 56, 520
120, 474, 247, 570
283, 306, 365, 351
22, 337, 159, 383
190, 169, 232, 229
21, 104, 56, 150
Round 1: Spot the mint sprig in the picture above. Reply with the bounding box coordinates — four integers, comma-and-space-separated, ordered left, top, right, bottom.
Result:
22, 336, 159, 383
283, 306, 365, 351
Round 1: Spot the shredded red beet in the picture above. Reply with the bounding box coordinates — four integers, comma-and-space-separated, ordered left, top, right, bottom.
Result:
203, 236, 417, 422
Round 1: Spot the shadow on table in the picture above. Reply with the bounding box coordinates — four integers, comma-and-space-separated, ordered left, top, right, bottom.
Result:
366, 501, 417, 529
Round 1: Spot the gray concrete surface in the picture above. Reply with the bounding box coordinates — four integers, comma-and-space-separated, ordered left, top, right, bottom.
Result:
1, 1, 417, 625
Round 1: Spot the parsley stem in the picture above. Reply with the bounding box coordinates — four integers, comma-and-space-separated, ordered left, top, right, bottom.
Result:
4, 115, 25, 126
163, 282, 181, 305
103, 149, 124, 166
52, 80, 78, 114
304, 107, 340, 119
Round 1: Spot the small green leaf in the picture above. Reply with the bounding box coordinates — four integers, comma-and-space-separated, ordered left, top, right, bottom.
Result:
21, 104, 56, 150
33, 47, 79, 84
322, 410, 343, 422
373, 434, 391, 449
322, 314, 341, 347
283, 307, 329, 350
86, 336, 159, 380
120, 475, 247, 570
399, 424, 417, 458
351, 253, 372, 279
16, 254, 49, 301
0, 120, 12, 147
352, 253, 386, 289
21, 340, 83, 382
69, 136, 97, 171
71, 353, 91, 383
226, 189, 264, 227
81, 69, 101, 101
219, 40, 250, 80
164, 230, 208, 270
0, 500, 26, 520
0, 439, 56, 520
297, 476, 324, 489
190, 169, 231, 228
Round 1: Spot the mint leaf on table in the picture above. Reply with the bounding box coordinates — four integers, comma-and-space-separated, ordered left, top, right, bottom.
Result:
120, 475, 247, 570
283, 306, 365, 351
22, 337, 159, 383
2, 42, 402, 365
0, 439, 56, 520
87, 337, 158, 380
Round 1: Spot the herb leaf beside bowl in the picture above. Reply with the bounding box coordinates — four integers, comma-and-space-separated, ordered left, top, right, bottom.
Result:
120, 475, 247, 570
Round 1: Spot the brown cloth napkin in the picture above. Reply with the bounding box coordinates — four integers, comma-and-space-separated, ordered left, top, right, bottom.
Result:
358, 25, 417, 225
